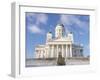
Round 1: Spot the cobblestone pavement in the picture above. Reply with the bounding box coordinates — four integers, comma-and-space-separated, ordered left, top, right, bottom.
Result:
26, 59, 89, 67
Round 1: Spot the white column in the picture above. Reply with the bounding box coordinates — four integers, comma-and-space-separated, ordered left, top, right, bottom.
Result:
51, 45, 54, 58
68, 45, 70, 57
62, 45, 64, 57
53, 45, 55, 58
70, 45, 72, 57
45, 49, 47, 58
66, 45, 68, 58
48, 45, 50, 58
46, 49, 48, 58
64, 46, 66, 57
64, 45, 66, 62
56, 45, 58, 58
50, 46, 51, 58
53, 45, 56, 58
41, 50, 43, 58
39, 50, 41, 58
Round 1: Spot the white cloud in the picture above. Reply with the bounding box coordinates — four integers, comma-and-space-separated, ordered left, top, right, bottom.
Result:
28, 25, 45, 34
27, 13, 48, 34
60, 15, 89, 32
79, 32, 84, 35
36, 14, 48, 25
60, 15, 89, 35
60, 15, 73, 26
64, 27, 70, 34
27, 13, 48, 25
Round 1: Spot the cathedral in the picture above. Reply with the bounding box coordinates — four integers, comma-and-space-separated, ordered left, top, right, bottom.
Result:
34, 24, 83, 59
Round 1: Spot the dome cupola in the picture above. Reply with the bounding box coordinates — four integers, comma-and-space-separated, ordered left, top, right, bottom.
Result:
55, 24, 64, 38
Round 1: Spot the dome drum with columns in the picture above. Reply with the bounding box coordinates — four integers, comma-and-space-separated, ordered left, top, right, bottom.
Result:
35, 24, 83, 59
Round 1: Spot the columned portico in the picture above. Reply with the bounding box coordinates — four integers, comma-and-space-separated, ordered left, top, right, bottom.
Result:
47, 44, 73, 58
35, 43, 75, 59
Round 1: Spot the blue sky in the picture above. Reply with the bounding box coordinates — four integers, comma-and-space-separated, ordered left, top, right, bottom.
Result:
25, 12, 90, 58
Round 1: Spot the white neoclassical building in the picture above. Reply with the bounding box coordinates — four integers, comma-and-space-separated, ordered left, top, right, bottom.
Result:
34, 24, 83, 59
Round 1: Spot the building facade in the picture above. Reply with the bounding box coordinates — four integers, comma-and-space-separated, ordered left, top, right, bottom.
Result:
35, 24, 83, 59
